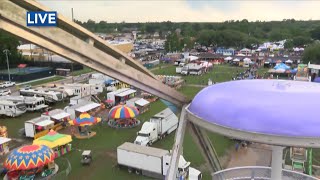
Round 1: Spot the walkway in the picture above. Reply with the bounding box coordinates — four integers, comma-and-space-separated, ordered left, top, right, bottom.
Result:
227, 143, 272, 168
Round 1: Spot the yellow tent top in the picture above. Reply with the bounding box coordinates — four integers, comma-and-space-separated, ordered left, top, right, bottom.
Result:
33, 130, 72, 148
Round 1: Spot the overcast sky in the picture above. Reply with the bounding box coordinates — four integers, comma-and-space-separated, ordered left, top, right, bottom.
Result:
38, 0, 320, 22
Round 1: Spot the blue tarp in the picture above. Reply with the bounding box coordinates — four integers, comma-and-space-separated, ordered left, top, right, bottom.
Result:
160, 99, 178, 114
314, 77, 320, 83
274, 63, 290, 70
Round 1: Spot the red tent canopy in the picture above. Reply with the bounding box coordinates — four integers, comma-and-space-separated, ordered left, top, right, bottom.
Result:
18, 64, 27, 68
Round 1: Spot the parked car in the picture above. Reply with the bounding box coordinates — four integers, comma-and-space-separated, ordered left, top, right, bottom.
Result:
0, 89, 11, 96
0, 81, 15, 88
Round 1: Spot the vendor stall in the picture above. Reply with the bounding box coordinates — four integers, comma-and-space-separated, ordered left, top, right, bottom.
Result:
108, 105, 140, 129
0, 137, 11, 155
4, 145, 57, 180
33, 130, 72, 157
126, 98, 150, 114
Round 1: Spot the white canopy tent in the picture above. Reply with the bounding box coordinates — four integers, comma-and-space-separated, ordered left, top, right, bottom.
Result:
233, 58, 240, 62
285, 59, 293, 63
224, 57, 232, 61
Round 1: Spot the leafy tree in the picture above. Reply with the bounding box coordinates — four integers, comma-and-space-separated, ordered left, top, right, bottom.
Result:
302, 43, 320, 64
0, 30, 21, 65
311, 26, 320, 40
292, 36, 311, 47
284, 39, 294, 49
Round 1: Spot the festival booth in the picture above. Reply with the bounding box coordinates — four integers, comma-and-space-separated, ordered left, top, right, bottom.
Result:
41, 109, 71, 131
0, 137, 11, 155
126, 98, 150, 114
69, 112, 101, 139
25, 117, 55, 139
108, 105, 140, 129
232, 58, 240, 66
4, 145, 57, 180
33, 130, 72, 158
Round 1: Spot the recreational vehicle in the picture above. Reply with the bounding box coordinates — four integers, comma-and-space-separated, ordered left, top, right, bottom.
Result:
19, 88, 63, 103
0, 100, 26, 117
39, 85, 74, 97
0, 96, 48, 111
62, 83, 103, 97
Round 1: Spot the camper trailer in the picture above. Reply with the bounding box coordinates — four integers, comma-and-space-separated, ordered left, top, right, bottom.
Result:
0, 96, 48, 111
20, 88, 63, 103
62, 83, 103, 97
40, 85, 74, 97
0, 100, 26, 117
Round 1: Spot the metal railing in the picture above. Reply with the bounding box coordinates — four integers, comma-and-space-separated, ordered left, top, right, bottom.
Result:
212, 166, 319, 180
52, 158, 72, 180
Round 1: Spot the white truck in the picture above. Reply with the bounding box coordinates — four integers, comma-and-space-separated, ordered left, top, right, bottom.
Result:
117, 142, 202, 180
134, 108, 178, 146
0, 81, 15, 88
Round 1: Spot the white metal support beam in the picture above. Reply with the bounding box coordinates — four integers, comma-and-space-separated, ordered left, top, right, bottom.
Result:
166, 105, 188, 180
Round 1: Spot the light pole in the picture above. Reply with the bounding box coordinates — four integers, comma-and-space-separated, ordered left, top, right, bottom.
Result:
3, 49, 11, 82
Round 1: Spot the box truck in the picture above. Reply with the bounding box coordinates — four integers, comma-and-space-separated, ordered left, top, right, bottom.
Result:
134, 108, 178, 146
117, 142, 202, 180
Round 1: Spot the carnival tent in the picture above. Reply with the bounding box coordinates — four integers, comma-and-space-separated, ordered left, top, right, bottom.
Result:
33, 130, 72, 149
224, 57, 232, 61
274, 63, 290, 70
285, 59, 293, 63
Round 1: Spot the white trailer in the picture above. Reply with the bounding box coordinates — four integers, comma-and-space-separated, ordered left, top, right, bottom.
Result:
0, 96, 47, 112
117, 142, 202, 180
134, 108, 178, 146
19, 88, 63, 103
0, 100, 26, 117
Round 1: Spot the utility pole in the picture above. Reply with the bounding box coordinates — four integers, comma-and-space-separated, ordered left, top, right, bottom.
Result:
3, 49, 11, 82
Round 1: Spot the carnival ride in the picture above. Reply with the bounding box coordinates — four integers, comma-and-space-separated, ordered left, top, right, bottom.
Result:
108, 105, 140, 128
69, 112, 101, 139
4, 145, 57, 179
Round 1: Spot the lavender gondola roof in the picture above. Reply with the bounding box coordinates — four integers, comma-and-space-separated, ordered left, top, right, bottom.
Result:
188, 80, 320, 137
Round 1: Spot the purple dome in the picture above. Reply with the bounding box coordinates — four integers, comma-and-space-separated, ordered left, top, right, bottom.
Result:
189, 80, 320, 137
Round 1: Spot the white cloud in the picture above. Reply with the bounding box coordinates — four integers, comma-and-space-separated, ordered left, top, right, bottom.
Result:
38, 0, 320, 22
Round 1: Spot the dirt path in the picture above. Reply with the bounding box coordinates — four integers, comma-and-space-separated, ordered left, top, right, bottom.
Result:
226, 143, 272, 168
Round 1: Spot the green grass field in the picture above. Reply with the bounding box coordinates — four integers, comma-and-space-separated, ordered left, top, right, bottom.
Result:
71, 67, 94, 76
152, 64, 246, 85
